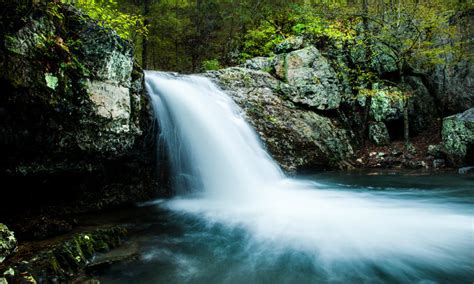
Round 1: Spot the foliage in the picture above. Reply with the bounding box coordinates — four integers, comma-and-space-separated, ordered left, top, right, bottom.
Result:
240, 22, 285, 60
62, 0, 148, 41
201, 59, 222, 71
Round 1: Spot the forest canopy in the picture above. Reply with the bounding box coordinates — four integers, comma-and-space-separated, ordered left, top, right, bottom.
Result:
65, 0, 471, 75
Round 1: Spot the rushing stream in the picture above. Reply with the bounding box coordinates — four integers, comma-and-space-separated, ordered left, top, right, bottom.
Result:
96, 72, 474, 283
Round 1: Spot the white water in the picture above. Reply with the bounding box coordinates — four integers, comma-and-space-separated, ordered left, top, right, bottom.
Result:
145, 71, 473, 282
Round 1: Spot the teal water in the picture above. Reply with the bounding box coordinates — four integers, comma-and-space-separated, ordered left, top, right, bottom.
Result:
93, 172, 474, 284
138, 73, 473, 283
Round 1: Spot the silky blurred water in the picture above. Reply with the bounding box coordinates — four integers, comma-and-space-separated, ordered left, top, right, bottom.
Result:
94, 172, 473, 284
92, 73, 474, 283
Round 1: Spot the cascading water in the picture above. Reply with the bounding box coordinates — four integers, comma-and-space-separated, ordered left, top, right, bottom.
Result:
142, 71, 473, 283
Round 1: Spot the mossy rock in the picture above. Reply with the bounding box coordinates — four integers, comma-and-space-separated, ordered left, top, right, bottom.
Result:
368, 122, 390, 146
3, 226, 127, 283
442, 108, 474, 165
0, 224, 17, 263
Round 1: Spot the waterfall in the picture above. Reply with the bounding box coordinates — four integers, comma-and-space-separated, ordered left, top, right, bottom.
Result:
146, 71, 284, 198
144, 71, 473, 282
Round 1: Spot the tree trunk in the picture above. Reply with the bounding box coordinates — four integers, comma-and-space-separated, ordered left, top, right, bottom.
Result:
360, 0, 372, 145
400, 73, 410, 147
403, 97, 410, 146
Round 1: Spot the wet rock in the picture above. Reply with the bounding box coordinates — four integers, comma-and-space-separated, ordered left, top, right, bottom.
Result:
433, 159, 446, 168
0, 224, 17, 263
458, 166, 474, 174
368, 122, 390, 146
5, 226, 127, 283
442, 108, 474, 165
14, 216, 73, 240
404, 160, 426, 169
86, 242, 139, 272
205, 67, 354, 171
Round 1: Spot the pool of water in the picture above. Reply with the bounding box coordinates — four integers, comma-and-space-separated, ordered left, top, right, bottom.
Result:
91, 172, 474, 283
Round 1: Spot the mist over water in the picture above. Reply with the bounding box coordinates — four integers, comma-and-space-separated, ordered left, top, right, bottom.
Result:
142, 71, 474, 283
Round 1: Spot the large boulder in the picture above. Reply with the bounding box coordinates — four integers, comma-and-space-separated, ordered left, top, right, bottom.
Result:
1, 4, 142, 165
0, 224, 17, 263
274, 46, 342, 110
0, 3, 158, 238
205, 67, 354, 171
246, 45, 342, 110
368, 84, 404, 122
442, 108, 474, 165
368, 122, 390, 146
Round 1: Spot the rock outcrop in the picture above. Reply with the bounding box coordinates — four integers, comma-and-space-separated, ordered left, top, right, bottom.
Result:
0, 3, 160, 239
205, 67, 354, 171
442, 108, 474, 165
274, 46, 342, 110
1, 226, 127, 283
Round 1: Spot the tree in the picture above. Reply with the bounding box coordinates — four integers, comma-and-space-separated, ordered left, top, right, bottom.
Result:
64, 0, 148, 41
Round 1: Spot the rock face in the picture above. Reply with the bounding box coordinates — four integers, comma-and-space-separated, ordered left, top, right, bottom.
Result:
274, 46, 342, 110
205, 67, 354, 171
0, 3, 160, 239
442, 108, 474, 165
431, 10, 474, 115
404, 76, 439, 134
0, 224, 17, 263
368, 122, 390, 146
1, 5, 142, 162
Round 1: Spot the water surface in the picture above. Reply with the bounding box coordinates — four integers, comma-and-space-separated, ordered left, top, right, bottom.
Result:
93, 172, 474, 284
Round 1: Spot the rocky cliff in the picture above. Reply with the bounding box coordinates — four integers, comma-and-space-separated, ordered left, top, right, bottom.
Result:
206, 36, 473, 171
0, 3, 161, 240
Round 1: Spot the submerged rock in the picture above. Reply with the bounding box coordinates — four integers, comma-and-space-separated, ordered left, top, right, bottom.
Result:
442, 108, 474, 165
205, 67, 354, 171
0, 224, 17, 263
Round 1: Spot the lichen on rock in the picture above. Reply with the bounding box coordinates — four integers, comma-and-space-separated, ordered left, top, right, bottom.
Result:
205, 67, 354, 171
0, 224, 17, 263
368, 122, 390, 146
442, 107, 474, 165
274, 46, 342, 110
1, 226, 127, 283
